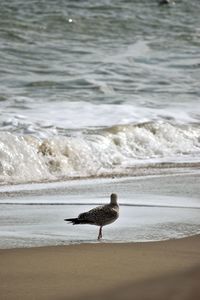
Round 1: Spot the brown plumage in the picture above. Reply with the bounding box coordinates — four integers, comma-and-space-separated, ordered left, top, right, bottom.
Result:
64, 193, 119, 240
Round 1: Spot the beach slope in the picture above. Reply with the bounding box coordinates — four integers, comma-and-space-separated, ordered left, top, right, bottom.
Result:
0, 235, 200, 300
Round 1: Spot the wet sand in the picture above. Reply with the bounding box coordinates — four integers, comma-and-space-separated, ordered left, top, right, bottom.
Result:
0, 235, 200, 300
0, 172, 200, 248
0, 171, 200, 299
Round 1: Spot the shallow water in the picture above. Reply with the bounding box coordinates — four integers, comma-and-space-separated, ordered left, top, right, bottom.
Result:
0, 173, 199, 249
0, 203, 199, 249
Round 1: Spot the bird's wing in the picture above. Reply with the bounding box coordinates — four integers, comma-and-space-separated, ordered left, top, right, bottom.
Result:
78, 205, 118, 225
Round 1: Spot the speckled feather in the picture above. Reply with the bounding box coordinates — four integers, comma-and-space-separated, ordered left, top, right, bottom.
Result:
64, 193, 119, 240
78, 203, 119, 226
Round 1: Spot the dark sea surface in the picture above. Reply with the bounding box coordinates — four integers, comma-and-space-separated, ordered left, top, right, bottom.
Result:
0, 0, 200, 183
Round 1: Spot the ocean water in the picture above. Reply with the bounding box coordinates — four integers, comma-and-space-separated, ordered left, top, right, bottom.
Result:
0, 0, 200, 184
0, 175, 200, 248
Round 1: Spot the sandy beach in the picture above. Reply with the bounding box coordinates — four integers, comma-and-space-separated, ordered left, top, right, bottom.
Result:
0, 171, 200, 299
0, 235, 200, 300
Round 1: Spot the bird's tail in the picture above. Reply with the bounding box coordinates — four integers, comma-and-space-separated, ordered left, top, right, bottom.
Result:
64, 218, 89, 225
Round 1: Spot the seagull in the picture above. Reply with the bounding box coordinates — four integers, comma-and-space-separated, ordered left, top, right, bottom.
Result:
64, 193, 119, 240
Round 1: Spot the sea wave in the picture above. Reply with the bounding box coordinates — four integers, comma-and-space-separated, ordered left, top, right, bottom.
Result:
0, 121, 200, 184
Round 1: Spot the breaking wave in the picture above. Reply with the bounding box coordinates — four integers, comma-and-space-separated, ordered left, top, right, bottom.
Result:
0, 121, 200, 184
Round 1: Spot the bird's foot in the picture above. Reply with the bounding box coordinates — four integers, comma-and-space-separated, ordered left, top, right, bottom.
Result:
97, 235, 103, 241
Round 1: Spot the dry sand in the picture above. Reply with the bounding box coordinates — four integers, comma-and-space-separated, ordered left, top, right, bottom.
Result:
0, 235, 200, 300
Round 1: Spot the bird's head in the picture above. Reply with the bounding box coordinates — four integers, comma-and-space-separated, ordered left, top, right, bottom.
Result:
110, 193, 118, 205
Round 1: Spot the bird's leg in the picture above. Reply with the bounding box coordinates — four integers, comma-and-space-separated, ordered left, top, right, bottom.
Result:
98, 226, 103, 240
100, 226, 103, 238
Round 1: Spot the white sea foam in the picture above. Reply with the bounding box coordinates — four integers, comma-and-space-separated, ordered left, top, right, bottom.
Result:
0, 121, 199, 184
1, 99, 200, 138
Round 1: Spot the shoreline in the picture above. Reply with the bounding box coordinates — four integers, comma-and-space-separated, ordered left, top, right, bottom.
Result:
0, 171, 200, 249
0, 160, 200, 188
0, 235, 200, 300
0, 170, 199, 299
0, 171, 200, 299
